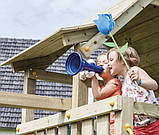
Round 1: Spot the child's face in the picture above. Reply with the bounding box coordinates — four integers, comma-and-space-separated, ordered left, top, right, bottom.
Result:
96, 55, 111, 78
108, 51, 123, 76
96, 55, 108, 66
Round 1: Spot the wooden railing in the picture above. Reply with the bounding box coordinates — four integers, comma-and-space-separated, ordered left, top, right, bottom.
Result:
16, 95, 159, 135
14, 96, 134, 134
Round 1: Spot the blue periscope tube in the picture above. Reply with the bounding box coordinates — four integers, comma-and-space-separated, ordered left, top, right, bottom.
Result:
65, 52, 104, 76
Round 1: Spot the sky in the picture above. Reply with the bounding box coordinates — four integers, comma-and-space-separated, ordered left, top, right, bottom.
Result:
0, 0, 120, 40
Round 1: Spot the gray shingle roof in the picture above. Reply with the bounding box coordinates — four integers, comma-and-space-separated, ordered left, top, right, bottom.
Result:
0, 37, 106, 129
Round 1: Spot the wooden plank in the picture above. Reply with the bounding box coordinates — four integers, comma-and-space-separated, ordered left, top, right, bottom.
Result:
82, 119, 94, 135
143, 66, 159, 80
0, 91, 71, 111
28, 69, 96, 87
29, 69, 72, 85
118, 4, 159, 34
20, 38, 63, 61
115, 97, 134, 135
22, 69, 36, 123
147, 63, 159, 76
47, 128, 57, 135
62, 28, 98, 46
115, 15, 159, 45
80, 0, 153, 58
140, 47, 159, 68
134, 102, 159, 118
83, 0, 139, 24
151, 0, 159, 6
79, 32, 107, 58
37, 130, 45, 135
71, 123, 81, 135
12, 55, 53, 72
97, 115, 109, 135
131, 32, 159, 55
58, 125, 69, 135
27, 133, 35, 135
17, 96, 122, 135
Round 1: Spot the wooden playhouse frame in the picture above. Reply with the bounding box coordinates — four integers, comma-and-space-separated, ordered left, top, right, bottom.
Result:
1, 0, 159, 134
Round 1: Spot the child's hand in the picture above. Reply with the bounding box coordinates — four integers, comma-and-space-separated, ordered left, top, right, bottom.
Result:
86, 71, 95, 78
80, 71, 95, 80
128, 70, 140, 83
79, 59, 96, 81
80, 71, 87, 81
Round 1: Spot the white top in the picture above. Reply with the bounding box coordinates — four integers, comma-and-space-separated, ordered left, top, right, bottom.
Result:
122, 73, 158, 127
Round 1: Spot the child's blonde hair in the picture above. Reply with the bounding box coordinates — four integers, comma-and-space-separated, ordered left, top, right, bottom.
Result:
96, 52, 107, 65
107, 46, 140, 67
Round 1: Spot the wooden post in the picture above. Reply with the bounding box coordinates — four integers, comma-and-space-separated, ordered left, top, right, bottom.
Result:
71, 45, 89, 135
115, 97, 134, 135
22, 69, 36, 123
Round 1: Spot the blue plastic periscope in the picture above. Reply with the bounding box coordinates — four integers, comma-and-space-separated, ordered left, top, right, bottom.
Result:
65, 52, 104, 76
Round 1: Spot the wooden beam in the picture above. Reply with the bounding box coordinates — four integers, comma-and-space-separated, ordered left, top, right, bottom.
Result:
12, 56, 53, 72
16, 96, 122, 135
79, 32, 107, 58
83, 0, 139, 25
151, 0, 159, 6
80, 0, 153, 58
24, 69, 102, 87
134, 102, 159, 118
0, 91, 71, 111
28, 69, 73, 85
62, 28, 98, 46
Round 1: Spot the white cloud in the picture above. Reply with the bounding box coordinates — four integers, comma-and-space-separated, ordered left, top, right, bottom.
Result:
0, 0, 120, 39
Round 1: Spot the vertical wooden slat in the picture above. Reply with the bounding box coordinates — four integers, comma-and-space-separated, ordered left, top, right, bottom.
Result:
71, 122, 81, 135
47, 128, 57, 135
115, 97, 134, 135
82, 119, 94, 135
36, 130, 45, 135
28, 133, 35, 135
58, 125, 69, 135
71, 45, 89, 135
94, 118, 97, 135
22, 69, 36, 123
97, 114, 109, 135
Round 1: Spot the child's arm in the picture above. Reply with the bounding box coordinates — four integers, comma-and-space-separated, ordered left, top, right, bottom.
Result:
91, 76, 118, 100
129, 66, 158, 90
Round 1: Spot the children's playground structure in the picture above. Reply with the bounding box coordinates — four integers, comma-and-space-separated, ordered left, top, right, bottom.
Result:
1, 0, 159, 134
